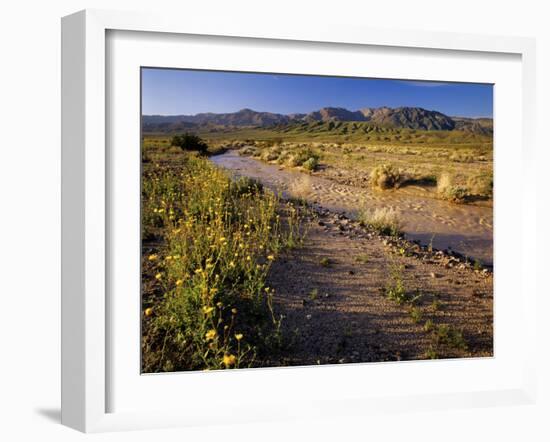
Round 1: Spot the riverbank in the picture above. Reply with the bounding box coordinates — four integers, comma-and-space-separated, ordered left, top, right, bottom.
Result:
266, 203, 493, 365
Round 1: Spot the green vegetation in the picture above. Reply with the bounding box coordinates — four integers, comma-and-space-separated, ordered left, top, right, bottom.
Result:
473, 259, 483, 271
303, 156, 319, 171
171, 121, 491, 146
423, 319, 469, 358
433, 324, 468, 352
171, 133, 208, 155
309, 288, 319, 301
141, 153, 304, 372
410, 307, 423, 324
385, 263, 407, 304
423, 319, 435, 332
319, 257, 331, 267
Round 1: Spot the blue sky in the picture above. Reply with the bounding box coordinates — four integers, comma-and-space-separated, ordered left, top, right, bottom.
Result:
141, 68, 493, 118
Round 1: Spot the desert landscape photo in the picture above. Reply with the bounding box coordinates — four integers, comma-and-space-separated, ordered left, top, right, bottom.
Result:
140, 69, 493, 373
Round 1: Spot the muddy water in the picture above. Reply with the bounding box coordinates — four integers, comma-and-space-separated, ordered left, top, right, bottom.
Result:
211, 151, 493, 265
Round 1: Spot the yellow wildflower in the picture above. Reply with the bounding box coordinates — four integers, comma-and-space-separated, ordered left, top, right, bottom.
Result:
231, 308, 238, 315
235, 333, 243, 341
155, 273, 162, 280
144, 307, 153, 317
216, 301, 223, 308
148, 254, 158, 261
205, 329, 217, 341
267, 255, 275, 261
203, 306, 214, 315
222, 354, 237, 367
175, 279, 183, 286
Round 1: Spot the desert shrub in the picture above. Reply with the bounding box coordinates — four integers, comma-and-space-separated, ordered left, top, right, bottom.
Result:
287, 148, 320, 168
467, 171, 493, 198
275, 150, 291, 165
302, 156, 319, 171
437, 173, 469, 203
369, 164, 407, 189
261, 147, 282, 162
171, 133, 208, 154
358, 207, 403, 237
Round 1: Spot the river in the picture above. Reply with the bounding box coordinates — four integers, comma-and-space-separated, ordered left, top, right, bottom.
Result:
211, 151, 493, 265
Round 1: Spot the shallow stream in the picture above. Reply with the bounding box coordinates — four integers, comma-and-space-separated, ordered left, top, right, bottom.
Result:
211, 151, 493, 265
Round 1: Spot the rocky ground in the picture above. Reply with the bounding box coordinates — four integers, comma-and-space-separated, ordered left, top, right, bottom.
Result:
267, 205, 493, 366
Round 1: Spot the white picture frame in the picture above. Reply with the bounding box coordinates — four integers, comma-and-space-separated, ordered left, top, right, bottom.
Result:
61, 9, 537, 433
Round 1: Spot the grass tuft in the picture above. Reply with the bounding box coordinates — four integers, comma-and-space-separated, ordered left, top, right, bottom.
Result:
359, 207, 403, 237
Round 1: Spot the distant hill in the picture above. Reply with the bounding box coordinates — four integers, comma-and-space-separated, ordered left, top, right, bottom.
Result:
451, 117, 494, 136
142, 108, 292, 130
359, 107, 455, 131
142, 106, 492, 135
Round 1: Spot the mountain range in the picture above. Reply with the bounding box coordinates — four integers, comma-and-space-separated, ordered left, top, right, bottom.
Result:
142, 106, 493, 135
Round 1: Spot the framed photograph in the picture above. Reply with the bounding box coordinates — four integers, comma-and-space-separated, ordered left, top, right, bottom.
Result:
61, 9, 537, 432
